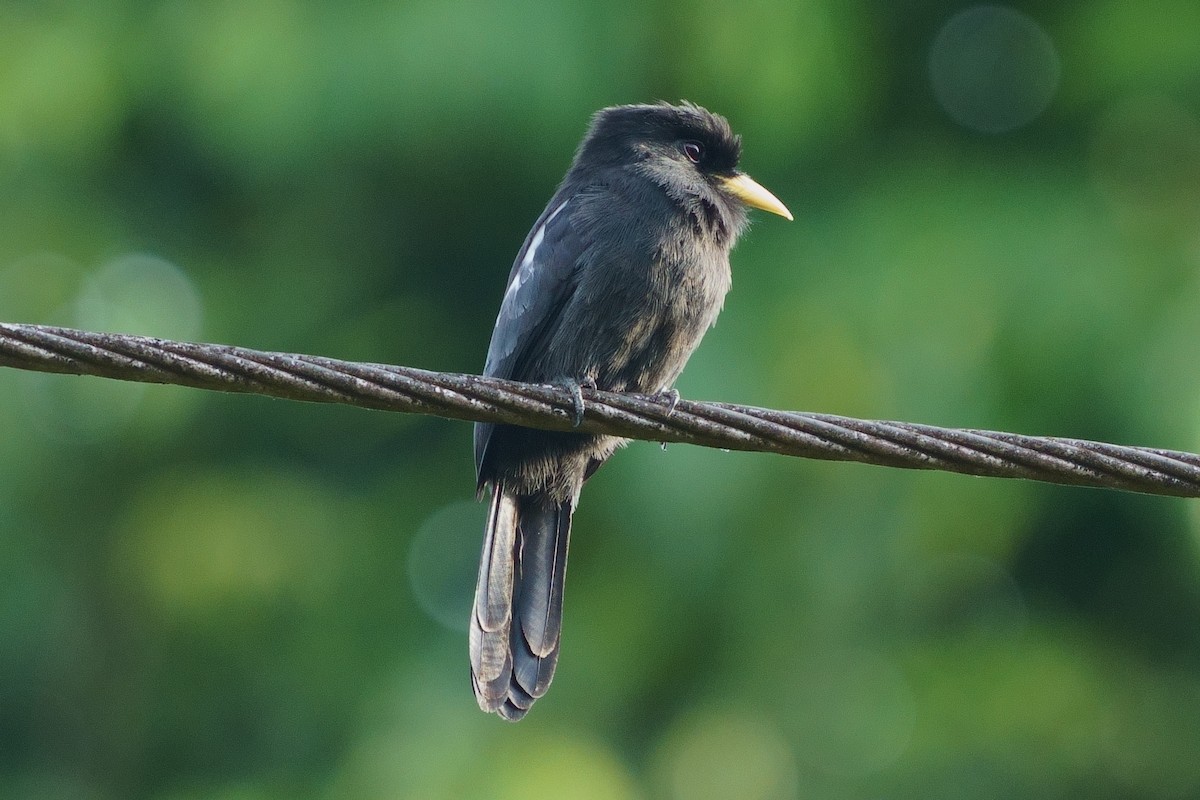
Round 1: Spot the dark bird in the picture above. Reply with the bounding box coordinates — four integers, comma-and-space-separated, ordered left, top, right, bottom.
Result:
471, 102, 791, 720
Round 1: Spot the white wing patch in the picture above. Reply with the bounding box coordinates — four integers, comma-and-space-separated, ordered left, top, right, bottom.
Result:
503, 200, 569, 302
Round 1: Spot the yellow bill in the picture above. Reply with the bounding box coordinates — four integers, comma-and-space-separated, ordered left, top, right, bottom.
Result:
721, 173, 793, 221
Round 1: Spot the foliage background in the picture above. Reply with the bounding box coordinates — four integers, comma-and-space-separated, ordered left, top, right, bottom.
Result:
2, 2, 1199, 798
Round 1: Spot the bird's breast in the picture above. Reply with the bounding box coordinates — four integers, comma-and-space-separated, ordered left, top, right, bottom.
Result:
592, 243, 731, 393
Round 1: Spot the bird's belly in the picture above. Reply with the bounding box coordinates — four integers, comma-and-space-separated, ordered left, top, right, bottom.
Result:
600, 312, 703, 391
600, 265, 728, 392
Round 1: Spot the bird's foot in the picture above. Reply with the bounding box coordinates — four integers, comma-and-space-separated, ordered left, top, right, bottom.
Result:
656, 388, 680, 451
656, 387, 681, 416
563, 376, 596, 428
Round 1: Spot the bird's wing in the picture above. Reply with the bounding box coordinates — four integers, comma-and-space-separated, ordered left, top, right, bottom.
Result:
474, 195, 587, 478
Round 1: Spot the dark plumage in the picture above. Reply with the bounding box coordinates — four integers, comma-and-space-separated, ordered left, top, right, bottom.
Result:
471, 102, 791, 720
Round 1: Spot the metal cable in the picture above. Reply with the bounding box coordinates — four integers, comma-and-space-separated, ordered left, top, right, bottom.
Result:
2, 322, 1198, 497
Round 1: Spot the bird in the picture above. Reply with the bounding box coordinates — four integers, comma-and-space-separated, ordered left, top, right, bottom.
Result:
470, 101, 791, 720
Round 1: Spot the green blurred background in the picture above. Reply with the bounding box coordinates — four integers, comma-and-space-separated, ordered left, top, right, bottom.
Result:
2, 1, 1200, 798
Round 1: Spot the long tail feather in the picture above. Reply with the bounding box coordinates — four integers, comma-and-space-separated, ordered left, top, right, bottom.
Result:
469, 487, 573, 720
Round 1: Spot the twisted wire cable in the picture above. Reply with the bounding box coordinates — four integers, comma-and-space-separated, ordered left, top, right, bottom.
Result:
2, 322, 1198, 498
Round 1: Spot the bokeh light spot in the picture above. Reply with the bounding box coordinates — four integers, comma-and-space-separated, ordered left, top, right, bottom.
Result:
653, 710, 798, 800
113, 469, 343, 619
74, 252, 204, 340
8, 253, 206, 442
929, 6, 1060, 134
407, 500, 485, 632
469, 731, 642, 800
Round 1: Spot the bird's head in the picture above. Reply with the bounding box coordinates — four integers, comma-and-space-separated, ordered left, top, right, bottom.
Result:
574, 102, 792, 239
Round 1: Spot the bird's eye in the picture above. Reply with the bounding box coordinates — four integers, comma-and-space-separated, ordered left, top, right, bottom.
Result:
682, 141, 704, 164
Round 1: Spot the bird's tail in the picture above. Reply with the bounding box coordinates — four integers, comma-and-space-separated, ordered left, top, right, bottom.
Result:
469, 485, 573, 720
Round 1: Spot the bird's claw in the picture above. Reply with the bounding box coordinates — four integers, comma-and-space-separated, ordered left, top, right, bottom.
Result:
564, 376, 596, 428
657, 388, 680, 416
656, 388, 680, 451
